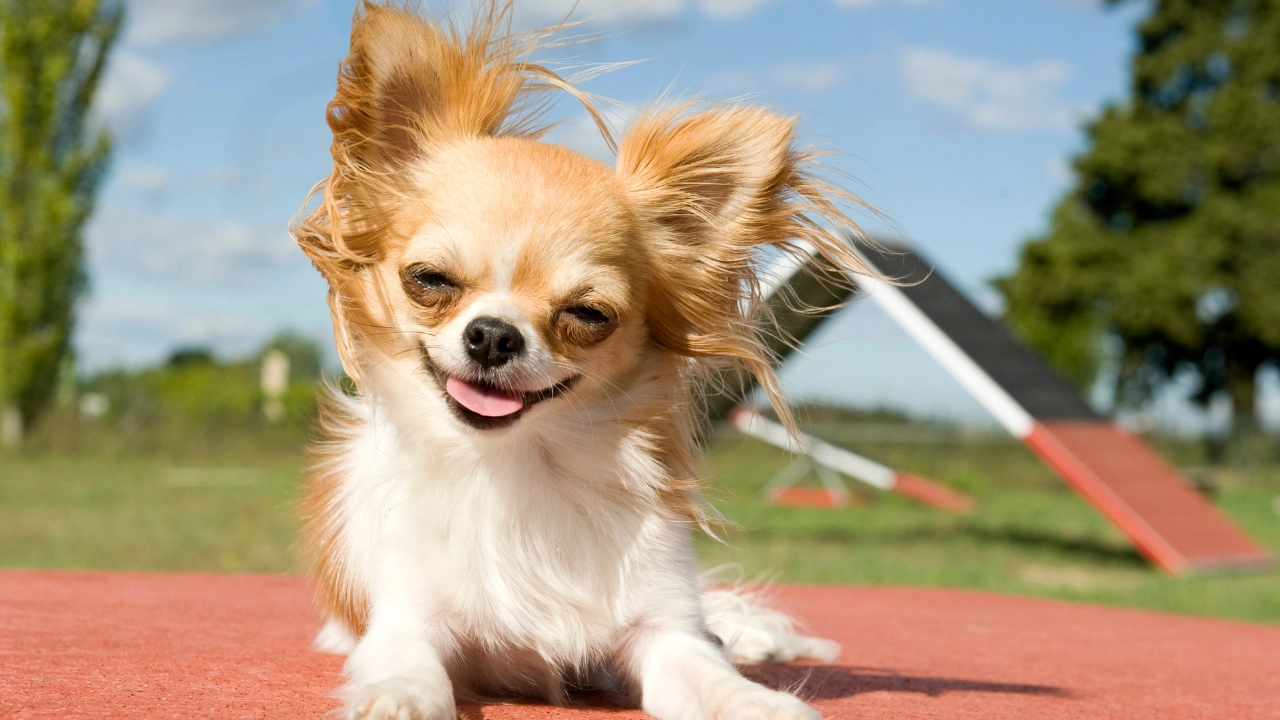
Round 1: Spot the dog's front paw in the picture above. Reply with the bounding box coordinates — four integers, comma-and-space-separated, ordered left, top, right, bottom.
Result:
349, 678, 455, 720
717, 687, 821, 720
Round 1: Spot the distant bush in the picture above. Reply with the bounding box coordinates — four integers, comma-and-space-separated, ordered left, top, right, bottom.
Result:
26, 336, 331, 459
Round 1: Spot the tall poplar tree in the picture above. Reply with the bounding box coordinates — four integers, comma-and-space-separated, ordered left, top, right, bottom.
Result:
999, 0, 1280, 434
0, 0, 122, 446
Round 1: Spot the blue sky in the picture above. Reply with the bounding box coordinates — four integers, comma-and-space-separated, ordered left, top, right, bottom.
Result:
80, 0, 1167, 424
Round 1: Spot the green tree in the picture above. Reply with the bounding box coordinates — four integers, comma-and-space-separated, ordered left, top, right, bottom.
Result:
999, 0, 1280, 435
0, 0, 122, 446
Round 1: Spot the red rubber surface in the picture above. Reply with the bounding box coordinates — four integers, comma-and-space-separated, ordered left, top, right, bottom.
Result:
3, 571, 1278, 719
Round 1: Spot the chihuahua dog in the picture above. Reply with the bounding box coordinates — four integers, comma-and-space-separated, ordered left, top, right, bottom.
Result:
293, 3, 875, 719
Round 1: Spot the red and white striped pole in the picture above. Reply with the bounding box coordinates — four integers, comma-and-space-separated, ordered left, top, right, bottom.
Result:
729, 406, 974, 514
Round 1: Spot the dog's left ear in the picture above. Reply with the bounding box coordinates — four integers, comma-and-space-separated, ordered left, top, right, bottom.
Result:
616, 105, 872, 426
617, 105, 800, 243
617, 106, 799, 351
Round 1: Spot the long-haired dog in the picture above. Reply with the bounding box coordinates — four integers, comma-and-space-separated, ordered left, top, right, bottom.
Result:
293, 3, 876, 718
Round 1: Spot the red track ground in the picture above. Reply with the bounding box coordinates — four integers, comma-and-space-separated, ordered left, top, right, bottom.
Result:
2, 570, 1277, 719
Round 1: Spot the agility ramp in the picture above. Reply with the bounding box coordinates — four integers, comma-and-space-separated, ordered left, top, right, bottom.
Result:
854, 244, 1270, 574
699, 252, 973, 513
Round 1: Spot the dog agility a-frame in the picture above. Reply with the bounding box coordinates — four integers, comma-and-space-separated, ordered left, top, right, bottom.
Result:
711, 242, 1270, 575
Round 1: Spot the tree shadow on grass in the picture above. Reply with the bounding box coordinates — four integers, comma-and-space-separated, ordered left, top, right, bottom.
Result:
736, 523, 1144, 568
456, 664, 1072, 717
956, 526, 1145, 568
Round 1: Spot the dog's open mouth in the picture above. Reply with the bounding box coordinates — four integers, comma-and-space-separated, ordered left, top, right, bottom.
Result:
421, 344, 578, 430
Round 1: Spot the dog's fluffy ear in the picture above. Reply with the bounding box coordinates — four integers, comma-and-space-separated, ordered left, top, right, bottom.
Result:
295, 3, 529, 274
328, 3, 526, 174
294, 3, 602, 274
292, 3, 565, 385
617, 105, 875, 427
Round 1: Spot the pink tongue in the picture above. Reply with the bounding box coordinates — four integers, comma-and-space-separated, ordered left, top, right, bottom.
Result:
445, 376, 524, 417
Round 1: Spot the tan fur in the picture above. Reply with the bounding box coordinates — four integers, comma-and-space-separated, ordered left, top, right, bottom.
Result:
293, 1, 879, 641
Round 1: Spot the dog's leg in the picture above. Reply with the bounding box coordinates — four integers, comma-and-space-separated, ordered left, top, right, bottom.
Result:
623, 630, 821, 720
343, 600, 455, 720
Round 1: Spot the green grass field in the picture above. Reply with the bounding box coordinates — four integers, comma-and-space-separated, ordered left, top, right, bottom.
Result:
3, 423, 1278, 623
698, 429, 1280, 623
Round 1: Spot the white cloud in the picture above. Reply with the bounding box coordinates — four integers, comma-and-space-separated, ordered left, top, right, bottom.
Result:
1049, 0, 1106, 9
86, 206, 301, 287
700, 0, 776, 20
705, 60, 845, 96
118, 164, 173, 204
543, 106, 633, 163
76, 202, 332, 369
92, 52, 170, 141
546, 58, 840, 156
125, 0, 315, 46
902, 48, 1076, 130
704, 68, 756, 94
519, 0, 775, 25
547, 116, 614, 163
768, 61, 845, 93
76, 296, 265, 370
526, 0, 930, 21
519, 0, 687, 25
834, 0, 938, 7
1046, 156, 1073, 185
116, 164, 251, 207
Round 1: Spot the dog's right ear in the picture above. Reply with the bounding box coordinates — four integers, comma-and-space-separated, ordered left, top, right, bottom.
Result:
328, 3, 526, 175
291, 3, 537, 386
295, 3, 529, 274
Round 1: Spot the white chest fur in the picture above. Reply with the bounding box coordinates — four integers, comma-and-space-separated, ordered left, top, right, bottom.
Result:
325, 390, 704, 692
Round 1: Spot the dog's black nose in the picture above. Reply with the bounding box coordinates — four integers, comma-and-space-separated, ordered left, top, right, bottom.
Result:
463, 317, 525, 369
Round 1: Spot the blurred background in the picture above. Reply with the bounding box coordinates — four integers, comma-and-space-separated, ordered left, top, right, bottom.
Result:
1, 0, 1277, 622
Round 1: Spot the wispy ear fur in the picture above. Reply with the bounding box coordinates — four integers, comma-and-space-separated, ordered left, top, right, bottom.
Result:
291, 1, 610, 384
616, 105, 878, 430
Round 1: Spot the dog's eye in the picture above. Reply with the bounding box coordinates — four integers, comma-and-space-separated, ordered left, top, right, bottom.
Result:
557, 304, 617, 347
412, 269, 455, 290
565, 305, 610, 324
400, 265, 459, 305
